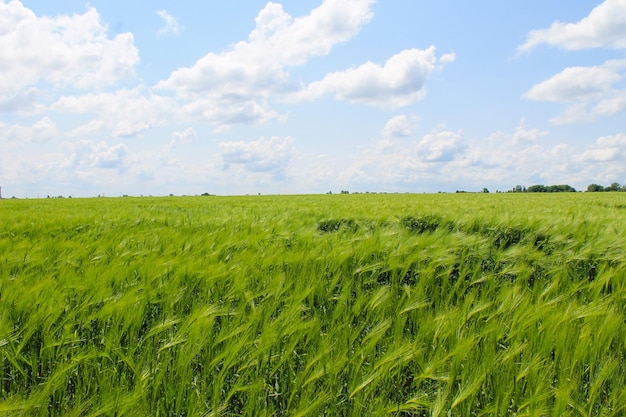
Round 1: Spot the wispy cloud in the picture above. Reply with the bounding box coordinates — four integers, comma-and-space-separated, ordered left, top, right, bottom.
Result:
219, 136, 295, 179
156, 9, 180, 36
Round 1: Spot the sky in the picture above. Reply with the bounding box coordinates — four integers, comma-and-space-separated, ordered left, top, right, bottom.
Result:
1, 0, 626, 197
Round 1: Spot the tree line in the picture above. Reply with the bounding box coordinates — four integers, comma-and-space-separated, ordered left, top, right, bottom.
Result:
509, 184, 577, 193
586, 182, 626, 192
507, 182, 626, 193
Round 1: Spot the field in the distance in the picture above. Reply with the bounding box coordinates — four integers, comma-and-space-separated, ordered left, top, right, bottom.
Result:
1, 193, 626, 416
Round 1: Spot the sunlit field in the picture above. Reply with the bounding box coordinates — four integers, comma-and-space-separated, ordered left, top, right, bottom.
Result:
2, 193, 626, 416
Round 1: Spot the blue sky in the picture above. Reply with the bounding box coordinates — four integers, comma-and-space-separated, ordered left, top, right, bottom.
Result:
1, 0, 626, 197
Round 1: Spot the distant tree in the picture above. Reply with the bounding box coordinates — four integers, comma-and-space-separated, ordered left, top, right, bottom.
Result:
605, 182, 622, 192
527, 185, 547, 193
482, 188, 489, 193
525, 184, 576, 192
547, 184, 576, 193
586, 184, 604, 192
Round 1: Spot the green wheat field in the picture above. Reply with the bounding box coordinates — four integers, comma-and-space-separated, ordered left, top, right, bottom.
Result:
1, 193, 626, 416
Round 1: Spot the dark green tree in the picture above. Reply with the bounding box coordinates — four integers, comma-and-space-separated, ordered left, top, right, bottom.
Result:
527, 185, 547, 193
586, 184, 604, 192
605, 182, 621, 192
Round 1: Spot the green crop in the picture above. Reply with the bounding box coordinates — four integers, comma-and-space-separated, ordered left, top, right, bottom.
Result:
1, 193, 626, 416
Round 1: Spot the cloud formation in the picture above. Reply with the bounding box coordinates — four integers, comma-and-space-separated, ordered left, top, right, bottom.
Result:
339, 118, 468, 188
171, 128, 198, 145
519, 0, 626, 51
154, 0, 446, 130
0, 1, 138, 100
523, 64, 623, 102
336, 116, 608, 192
512, 118, 549, 145
416, 129, 465, 162
1, 117, 58, 143
219, 136, 294, 178
62, 140, 129, 171
156, 0, 375, 98
523, 60, 626, 124
294, 47, 446, 108
380, 115, 414, 139
578, 133, 626, 162
5, 1, 622, 197
155, 0, 379, 129
521, 0, 626, 125
52, 87, 176, 138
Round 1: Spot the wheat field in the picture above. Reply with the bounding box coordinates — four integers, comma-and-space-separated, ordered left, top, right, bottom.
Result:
1, 193, 626, 416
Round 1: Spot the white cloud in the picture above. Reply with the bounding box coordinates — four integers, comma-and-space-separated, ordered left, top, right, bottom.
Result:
439, 52, 456, 64
523, 65, 623, 102
571, 134, 626, 184
171, 127, 197, 145
219, 136, 294, 177
548, 102, 596, 125
579, 147, 622, 162
453, 134, 582, 189
0, 88, 41, 113
416, 128, 465, 162
592, 90, 626, 116
2, 117, 58, 143
519, 0, 626, 52
156, 0, 375, 98
461, 128, 626, 189
93, 145, 206, 191
597, 133, 626, 147
152, 1, 452, 129
248, 0, 375, 65
0, 1, 139, 98
512, 118, 549, 145
180, 98, 282, 132
156, 9, 180, 36
523, 60, 626, 124
519, 1, 626, 125
52, 87, 176, 138
336, 119, 600, 191
155, 0, 446, 127
380, 115, 415, 139
29, 140, 189, 195
338, 122, 468, 189
62, 140, 129, 171
294, 47, 442, 108
94, 144, 129, 169
578, 133, 626, 162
